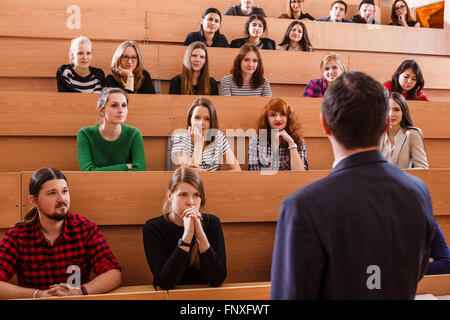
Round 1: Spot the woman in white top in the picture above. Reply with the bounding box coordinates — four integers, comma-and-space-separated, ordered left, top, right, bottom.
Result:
220, 44, 271, 96
171, 97, 241, 171
380, 92, 428, 169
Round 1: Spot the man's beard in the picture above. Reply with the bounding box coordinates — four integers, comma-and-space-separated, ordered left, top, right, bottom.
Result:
41, 202, 69, 221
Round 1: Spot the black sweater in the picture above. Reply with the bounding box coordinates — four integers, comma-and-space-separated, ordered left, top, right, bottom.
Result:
105, 69, 156, 94
142, 213, 227, 290
169, 74, 219, 95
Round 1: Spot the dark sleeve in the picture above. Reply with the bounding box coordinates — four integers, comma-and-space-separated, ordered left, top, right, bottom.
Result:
267, 39, 276, 50
169, 75, 182, 94
209, 78, 219, 95
223, 6, 235, 15
142, 220, 190, 290
184, 32, 195, 46
94, 68, 106, 89
137, 70, 156, 94
255, 8, 267, 17
426, 222, 450, 275
270, 195, 325, 299
104, 74, 122, 89
198, 215, 227, 287
230, 39, 242, 48
216, 34, 230, 48
56, 65, 78, 92
306, 14, 315, 20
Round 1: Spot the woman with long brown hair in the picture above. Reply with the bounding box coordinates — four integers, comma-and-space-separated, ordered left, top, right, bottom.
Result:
389, 0, 420, 27
142, 167, 227, 290
169, 41, 218, 95
220, 43, 271, 96
248, 98, 308, 171
105, 41, 156, 94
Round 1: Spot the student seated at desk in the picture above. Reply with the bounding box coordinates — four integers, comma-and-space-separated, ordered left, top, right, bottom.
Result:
77, 87, 146, 171
171, 97, 241, 172
303, 52, 345, 97
379, 92, 428, 169
279, 0, 315, 20
230, 15, 276, 50
224, 0, 266, 17
352, 0, 379, 24
0, 168, 121, 299
56, 36, 105, 93
383, 60, 429, 101
276, 21, 313, 52
184, 8, 229, 48
220, 44, 272, 96
317, 0, 353, 23
169, 41, 218, 95
105, 41, 156, 94
248, 98, 308, 171
389, 0, 420, 27
143, 167, 227, 290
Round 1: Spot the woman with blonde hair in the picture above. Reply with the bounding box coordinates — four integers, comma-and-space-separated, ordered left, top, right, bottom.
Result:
303, 52, 345, 97
105, 41, 156, 94
248, 98, 308, 171
56, 36, 105, 92
169, 41, 218, 95
77, 87, 146, 171
142, 167, 227, 290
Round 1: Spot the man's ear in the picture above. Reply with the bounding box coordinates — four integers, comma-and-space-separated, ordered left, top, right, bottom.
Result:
28, 195, 38, 208
320, 113, 331, 135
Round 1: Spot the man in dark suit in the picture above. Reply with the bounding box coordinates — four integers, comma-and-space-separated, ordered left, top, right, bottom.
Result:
270, 71, 435, 300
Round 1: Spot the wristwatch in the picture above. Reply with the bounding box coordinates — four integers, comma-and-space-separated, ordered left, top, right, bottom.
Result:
178, 238, 192, 248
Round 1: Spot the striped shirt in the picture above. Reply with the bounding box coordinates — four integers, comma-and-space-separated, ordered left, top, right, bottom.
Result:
0, 213, 121, 290
56, 64, 105, 93
220, 75, 272, 97
171, 130, 230, 171
248, 135, 308, 171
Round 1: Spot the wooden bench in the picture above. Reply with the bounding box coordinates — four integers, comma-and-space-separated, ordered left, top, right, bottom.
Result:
20, 274, 450, 300
1, 171, 448, 286
1, 38, 449, 99
1, 93, 450, 172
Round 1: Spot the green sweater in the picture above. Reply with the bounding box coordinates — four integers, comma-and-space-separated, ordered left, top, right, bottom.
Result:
77, 124, 146, 171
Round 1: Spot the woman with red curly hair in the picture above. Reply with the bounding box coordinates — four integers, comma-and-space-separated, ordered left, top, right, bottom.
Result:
248, 98, 308, 171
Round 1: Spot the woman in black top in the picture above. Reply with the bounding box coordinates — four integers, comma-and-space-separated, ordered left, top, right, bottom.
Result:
184, 8, 229, 47
169, 41, 218, 95
389, 0, 420, 27
279, 0, 315, 20
230, 15, 276, 50
142, 167, 227, 290
105, 41, 156, 94
56, 36, 105, 93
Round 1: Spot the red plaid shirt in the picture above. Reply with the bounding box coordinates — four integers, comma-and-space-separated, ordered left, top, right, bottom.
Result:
0, 213, 120, 290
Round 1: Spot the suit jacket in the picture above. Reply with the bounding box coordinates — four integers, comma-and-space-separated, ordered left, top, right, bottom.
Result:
270, 150, 435, 300
380, 127, 429, 169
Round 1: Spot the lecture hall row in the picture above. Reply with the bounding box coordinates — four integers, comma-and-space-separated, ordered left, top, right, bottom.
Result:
1, 170, 449, 299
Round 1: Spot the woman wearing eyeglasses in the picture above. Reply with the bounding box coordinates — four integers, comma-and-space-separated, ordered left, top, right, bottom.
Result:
279, 0, 315, 20
105, 41, 156, 94
389, 0, 420, 27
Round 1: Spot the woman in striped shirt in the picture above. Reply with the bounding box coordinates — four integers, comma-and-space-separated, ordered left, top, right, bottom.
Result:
56, 36, 105, 93
220, 44, 272, 97
171, 97, 241, 171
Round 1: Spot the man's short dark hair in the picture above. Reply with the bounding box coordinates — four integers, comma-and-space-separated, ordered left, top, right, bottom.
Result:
331, 0, 348, 13
322, 71, 389, 150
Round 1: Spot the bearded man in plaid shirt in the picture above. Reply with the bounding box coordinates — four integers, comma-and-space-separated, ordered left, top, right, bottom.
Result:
0, 168, 121, 299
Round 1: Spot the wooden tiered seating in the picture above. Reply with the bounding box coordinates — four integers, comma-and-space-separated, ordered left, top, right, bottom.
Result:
1, 171, 449, 286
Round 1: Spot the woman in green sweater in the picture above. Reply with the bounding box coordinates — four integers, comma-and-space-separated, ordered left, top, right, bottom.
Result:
77, 87, 146, 171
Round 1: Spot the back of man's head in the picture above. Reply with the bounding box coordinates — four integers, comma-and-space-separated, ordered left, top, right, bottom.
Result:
322, 71, 389, 150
